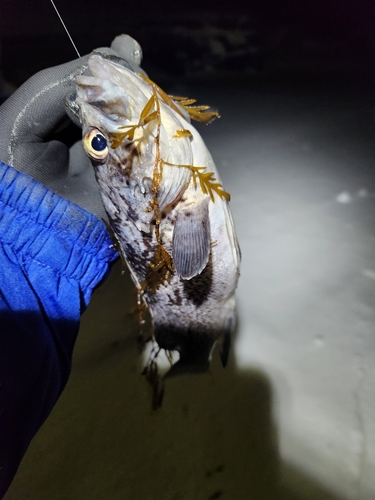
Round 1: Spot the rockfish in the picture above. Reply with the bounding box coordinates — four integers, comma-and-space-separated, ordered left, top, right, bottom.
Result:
72, 50, 240, 376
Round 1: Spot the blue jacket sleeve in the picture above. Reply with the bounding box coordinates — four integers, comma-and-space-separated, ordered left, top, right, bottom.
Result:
0, 161, 118, 498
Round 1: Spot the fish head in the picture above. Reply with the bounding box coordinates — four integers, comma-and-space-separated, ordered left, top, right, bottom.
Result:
71, 54, 157, 231
74, 54, 151, 147
71, 53, 195, 234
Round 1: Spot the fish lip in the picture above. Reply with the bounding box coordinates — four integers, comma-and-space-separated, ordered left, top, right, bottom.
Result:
91, 51, 134, 72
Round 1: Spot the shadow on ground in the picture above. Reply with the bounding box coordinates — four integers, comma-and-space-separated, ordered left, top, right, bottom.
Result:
5, 262, 341, 500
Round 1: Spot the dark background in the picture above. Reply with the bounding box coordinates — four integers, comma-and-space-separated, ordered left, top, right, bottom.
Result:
0, 0, 373, 85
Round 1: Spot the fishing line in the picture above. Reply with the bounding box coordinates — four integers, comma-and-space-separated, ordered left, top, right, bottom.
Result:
49, 0, 81, 57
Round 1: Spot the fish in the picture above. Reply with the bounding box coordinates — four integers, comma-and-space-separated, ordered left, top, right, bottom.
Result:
70, 47, 240, 382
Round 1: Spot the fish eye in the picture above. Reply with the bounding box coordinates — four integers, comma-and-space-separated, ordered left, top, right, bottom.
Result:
83, 128, 109, 162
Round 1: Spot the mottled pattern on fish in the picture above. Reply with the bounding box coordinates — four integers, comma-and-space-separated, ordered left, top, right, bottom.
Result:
74, 53, 240, 366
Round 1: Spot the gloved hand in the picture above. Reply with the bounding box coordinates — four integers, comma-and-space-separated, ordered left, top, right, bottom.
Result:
0, 35, 143, 220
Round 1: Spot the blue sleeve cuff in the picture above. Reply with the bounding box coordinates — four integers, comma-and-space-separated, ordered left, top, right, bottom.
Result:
0, 161, 118, 306
0, 162, 118, 497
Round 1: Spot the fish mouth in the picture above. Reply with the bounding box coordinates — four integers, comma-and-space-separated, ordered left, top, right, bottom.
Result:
65, 53, 135, 127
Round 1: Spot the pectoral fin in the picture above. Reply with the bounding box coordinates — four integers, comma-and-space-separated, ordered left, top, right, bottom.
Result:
172, 197, 211, 280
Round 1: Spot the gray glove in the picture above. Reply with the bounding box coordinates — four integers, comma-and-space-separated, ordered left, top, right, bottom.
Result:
0, 35, 143, 220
